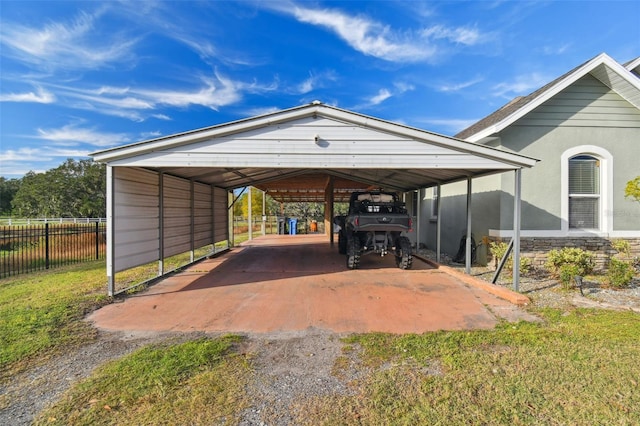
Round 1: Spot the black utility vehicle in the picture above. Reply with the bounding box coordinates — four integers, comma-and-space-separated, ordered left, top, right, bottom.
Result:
334, 191, 413, 269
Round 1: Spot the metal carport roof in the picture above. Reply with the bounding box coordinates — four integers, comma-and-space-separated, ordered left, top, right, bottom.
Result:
91, 101, 538, 202
91, 101, 538, 295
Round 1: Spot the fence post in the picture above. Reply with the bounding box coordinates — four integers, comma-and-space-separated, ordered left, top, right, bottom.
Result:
45, 223, 50, 270
95, 221, 99, 260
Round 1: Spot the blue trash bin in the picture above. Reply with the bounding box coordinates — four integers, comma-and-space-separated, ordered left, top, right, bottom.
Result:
288, 218, 298, 235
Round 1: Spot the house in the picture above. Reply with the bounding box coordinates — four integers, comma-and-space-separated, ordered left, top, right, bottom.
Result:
421, 53, 640, 268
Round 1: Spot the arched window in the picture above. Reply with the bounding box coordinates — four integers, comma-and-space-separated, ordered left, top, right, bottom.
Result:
568, 155, 600, 229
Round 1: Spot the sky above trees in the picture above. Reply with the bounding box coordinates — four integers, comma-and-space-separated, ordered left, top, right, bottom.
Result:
1, 1, 639, 178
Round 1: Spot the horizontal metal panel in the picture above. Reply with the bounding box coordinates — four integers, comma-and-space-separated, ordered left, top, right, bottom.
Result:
194, 182, 211, 195
194, 228, 211, 238
114, 167, 159, 184
164, 226, 191, 239
115, 238, 159, 258
163, 220, 191, 231
163, 187, 191, 200
115, 193, 159, 208
114, 217, 160, 232
194, 215, 211, 224
114, 180, 159, 196
163, 174, 190, 188
164, 242, 191, 258
112, 205, 159, 217
114, 228, 159, 244
194, 223, 211, 234
162, 199, 190, 210
213, 229, 228, 242
115, 250, 160, 273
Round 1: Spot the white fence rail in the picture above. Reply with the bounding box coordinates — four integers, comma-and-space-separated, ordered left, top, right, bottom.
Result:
0, 217, 106, 225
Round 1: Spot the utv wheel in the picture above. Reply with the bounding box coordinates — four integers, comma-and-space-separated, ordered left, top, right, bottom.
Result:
338, 231, 347, 255
346, 236, 361, 269
395, 236, 413, 270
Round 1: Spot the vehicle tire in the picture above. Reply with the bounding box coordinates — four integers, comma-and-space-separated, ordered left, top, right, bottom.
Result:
395, 236, 413, 270
338, 230, 347, 254
346, 235, 361, 269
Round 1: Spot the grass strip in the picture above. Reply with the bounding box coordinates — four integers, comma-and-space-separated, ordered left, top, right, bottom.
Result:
0, 261, 109, 379
34, 336, 251, 426
299, 309, 640, 425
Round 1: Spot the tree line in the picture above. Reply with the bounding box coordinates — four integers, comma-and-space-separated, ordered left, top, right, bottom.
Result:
0, 159, 106, 218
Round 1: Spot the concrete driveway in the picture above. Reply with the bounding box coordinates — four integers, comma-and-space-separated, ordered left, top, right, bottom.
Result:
88, 234, 536, 334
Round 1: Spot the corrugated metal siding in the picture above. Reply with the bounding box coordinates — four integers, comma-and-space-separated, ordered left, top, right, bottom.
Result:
213, 187, 228, 242
112, 168, 228, 274
517, 75, 640, 128
193, 182, 212, 249
113, 167, 159, 272
163, 175, 192, 257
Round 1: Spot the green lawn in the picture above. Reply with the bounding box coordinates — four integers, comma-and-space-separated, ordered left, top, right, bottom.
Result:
299, 309, 640, 425
0, 261, 109, 380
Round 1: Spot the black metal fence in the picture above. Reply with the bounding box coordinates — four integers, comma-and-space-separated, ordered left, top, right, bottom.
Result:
0, 222, 107, 279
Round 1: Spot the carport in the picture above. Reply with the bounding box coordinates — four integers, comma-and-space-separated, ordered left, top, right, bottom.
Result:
91, 102, 538, 296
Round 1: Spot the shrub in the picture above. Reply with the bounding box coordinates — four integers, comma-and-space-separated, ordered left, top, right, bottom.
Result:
545, 247, 595, 289
489, 241, 531, 276
605, 239, 636, 288
606, 258, 635, 289
558, 264, 583, 290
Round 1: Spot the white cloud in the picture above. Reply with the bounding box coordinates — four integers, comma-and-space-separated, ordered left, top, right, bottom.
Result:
35, 124, 131, 147
353, 81, 414, 110
436, 77, 483, 93
267, 3, 488, 63
0, 10, 139, 70
369, 88, 392, 105
286, 5, 436, 62
421, 25, 481, 46
0, 148, 43, 162
296, 70, 338, 94
44, 72, 276, 120
492, 73, 550, 98
242, 106, 281, 117
0, 86, 56, 103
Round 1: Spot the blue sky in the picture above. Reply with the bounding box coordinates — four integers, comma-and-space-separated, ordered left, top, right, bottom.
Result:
1, 0, 639, 178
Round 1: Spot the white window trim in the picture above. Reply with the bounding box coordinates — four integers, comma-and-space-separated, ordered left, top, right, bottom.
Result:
561, 145, 613, 234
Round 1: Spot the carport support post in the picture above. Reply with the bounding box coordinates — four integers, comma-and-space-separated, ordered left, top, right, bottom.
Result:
262, 190, 266, 236
465, 177, 472, 274
159, 172, 165, 276
190, 179, 195, 263
248, 186, 252, 241
324, 176, 334, 243
228, 191, 234, 247
513, 169, 522, 292
436, 183, 442, 263
106, 165, 115, 296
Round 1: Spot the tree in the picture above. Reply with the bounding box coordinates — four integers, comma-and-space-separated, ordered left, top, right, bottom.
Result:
232, 187, 279, 218
0, 177, 21, 215
625, 176, 640, 203
11, 159, 106, 218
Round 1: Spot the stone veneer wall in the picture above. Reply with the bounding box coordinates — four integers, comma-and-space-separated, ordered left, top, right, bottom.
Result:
490, 237, 640, 271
